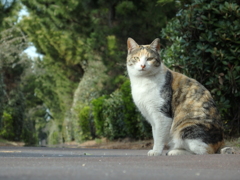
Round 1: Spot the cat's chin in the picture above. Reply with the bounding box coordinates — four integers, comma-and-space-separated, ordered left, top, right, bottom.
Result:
130, 69, 157, 77
128, 67, 157, 77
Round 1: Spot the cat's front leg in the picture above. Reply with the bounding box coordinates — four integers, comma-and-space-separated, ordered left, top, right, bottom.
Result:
148, 116, 172, 156
148, 125, 162, 156
148, 125, 164, 156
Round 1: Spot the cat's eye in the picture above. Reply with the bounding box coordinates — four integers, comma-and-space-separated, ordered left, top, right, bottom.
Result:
133, 57, 139, 61
147, 57, 154, 61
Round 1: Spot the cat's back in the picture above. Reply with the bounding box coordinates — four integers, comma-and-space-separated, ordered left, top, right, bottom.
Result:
170, 70, 222, 126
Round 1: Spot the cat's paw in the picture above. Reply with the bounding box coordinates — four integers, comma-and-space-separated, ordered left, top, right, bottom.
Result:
220, 147, 235, 154
166, 149, 193, 156
148, 150, 161, 156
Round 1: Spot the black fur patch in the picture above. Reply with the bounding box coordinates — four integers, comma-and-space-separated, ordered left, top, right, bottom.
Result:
160, 71, 173, 118
181, 124, 223, 144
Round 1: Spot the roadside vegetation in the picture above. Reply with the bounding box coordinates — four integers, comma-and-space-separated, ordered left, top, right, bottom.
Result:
0, 0, 239, 146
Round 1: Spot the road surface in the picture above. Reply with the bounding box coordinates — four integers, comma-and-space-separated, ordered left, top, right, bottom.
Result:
0, 146, 239, 180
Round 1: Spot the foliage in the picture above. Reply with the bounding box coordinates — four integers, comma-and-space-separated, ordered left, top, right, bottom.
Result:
0, 24, 28, 134
92, 95, 108, 137
162, 0, 240, 135
18, 0, 179, 144
21, 119, 38, 146
101, 90, 126, 140
78, 106, 92, 141
91, 79, 151, 140
0, 0, 52, 145
0, 0, 40, 144
6, 0, 240, 144
0, 73, 3, 130
20, 0, 91, 144
0, 112, 14, 140
7, 89, 25, 141
0, 0, 21, 29
48, 121, 62, 145
92, 91, 126, 140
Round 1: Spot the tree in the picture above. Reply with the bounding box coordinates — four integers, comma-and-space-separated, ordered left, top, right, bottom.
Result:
0, 0, 18, 132
0, 0, 27, 140
19, 0, 184, 143
0, 1, 43, 144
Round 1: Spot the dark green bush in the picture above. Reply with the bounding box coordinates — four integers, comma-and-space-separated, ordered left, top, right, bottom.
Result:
78, 106, 92, 141
162, 0, 240, 135
21, 126, 37, 146
102, 90, 127, 140
120, 79, 138, 137
92, 95, 107, 137
0, 112, 14, 140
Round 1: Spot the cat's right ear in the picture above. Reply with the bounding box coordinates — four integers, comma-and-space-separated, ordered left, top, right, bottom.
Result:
127, 38, 139, 54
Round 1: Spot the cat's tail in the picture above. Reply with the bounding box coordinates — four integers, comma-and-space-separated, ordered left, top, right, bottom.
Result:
219, 146, 235, 154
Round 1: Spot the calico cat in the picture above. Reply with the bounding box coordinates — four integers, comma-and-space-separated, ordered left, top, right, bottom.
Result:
126, 38, 233, 156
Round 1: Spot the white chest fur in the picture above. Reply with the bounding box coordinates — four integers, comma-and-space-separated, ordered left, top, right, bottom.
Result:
128, 68, 166, 124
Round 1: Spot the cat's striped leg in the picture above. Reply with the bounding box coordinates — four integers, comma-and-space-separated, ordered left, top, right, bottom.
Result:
167, 140, 235, 155
184, 139, 211, 154
184, 139, 234, 155
167, 136, 209, 155
166, 137, 195, 156
167, 120, 225, 155
180, 123, 224, 155
167, 138, 225, 156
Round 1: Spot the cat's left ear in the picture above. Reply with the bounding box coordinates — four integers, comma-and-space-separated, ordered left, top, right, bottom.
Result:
150, 38, 160, 52
127, 38, 139, 54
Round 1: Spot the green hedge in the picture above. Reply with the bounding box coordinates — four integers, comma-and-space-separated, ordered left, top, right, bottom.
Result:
78, 106, 92, 141
162, 0, 240, 135
92, 96, 107, 137
101, 90, 126, 140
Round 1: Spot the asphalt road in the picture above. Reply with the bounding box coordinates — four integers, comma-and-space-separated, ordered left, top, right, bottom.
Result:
0, 146, 239, 180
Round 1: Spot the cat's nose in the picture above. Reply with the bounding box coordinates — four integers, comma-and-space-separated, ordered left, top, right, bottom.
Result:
141, 64, 146, 69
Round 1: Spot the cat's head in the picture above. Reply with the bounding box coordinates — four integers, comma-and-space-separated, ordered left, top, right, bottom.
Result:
126, 38, 161, 76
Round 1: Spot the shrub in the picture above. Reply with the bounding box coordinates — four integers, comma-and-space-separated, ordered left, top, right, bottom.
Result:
0, 112, 14, 140
161, 0, 240, 135
21, 118, 38, 146
102, 90, 127, 140
92, 95, 108, 137
78, 106, 92, 141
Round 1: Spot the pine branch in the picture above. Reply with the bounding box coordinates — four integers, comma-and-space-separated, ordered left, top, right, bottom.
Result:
0, 26, 28, 68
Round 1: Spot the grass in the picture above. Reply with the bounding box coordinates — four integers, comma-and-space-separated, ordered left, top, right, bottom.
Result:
0, 138, 24, 146
0, 138, 8, 143
225, 137, 240, 151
